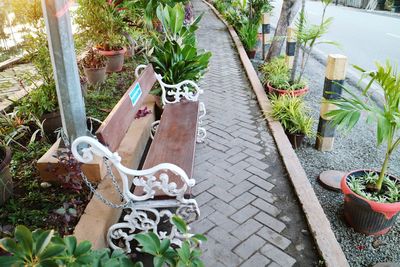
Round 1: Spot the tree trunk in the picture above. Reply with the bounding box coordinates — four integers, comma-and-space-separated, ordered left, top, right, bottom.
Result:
265, 0, 301, 62
290, 0, 305, 82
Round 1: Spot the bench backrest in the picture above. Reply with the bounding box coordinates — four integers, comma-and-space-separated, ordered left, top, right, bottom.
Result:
95, 65, 156, 151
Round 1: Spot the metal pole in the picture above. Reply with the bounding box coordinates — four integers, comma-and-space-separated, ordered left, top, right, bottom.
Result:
315, 54, 347, 151
41, 0, 87, 143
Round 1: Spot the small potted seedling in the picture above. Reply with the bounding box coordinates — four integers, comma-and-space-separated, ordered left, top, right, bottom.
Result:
268, 94, 314, 148
82, 48, 107, 85
327, 61, 400, 235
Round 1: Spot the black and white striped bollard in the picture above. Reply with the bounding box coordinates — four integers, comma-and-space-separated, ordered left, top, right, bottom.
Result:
285, 27, 296, 69
315, 54, 348, 151
262, 13, 271, 60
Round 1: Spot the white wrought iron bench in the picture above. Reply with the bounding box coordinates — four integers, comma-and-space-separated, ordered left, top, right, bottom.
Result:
71, 64, 206, 253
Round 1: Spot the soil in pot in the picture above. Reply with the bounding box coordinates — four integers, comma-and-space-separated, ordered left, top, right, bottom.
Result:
341, 170, 400, 235
246, 50, 256, 59
285, 131, 305, 149
267, 82, 309, 97
98, 47, 127, 73
0, 146, 13, 206
84, 66, 106, 85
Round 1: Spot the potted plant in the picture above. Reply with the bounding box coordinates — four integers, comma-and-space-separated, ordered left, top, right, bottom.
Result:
82, 48, 107, 85
269, 94, 314, 148
238, 20, 258, 59
261, 57, 308, 96
0, 144, 12, 207
151, 4, 211, 88
326, 61, 400, 235
76, 0, 128, 73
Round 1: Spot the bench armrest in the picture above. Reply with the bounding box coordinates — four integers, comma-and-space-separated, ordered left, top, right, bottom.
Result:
71, 136, 196, 203
135, 64, 203, 105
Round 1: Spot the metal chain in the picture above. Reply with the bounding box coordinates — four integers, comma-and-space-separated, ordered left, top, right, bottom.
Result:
60, 129, 130, 209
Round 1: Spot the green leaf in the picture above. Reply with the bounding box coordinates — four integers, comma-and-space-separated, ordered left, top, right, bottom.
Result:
177, 241, 190, 263
160, 239, 170, 254
35, 230, 54, 256
0, 238, 18, 255
134, 233, 159, 255
0, 255, 23, 266
39, 244, 65, 260
74, 240, 91, 257
14, 225, 33, 258
63, 235, 77, 255
172, 216, 187, 234
153, 256, 165, 267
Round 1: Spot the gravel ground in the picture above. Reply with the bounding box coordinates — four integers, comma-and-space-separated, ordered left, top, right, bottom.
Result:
253, 47, 400, 266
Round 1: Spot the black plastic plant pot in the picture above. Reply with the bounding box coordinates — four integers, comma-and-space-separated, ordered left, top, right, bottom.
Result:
0, 145, 13, 206
246, 50, 256, 59
285, 131, 305, 149
341, 170, 400, 235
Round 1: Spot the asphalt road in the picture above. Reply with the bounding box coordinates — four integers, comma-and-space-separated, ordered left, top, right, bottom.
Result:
270, 0, 400, 71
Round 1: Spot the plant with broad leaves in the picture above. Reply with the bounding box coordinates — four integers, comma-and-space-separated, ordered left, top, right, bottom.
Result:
134, 216, 207, 267
150, 3, 211, 88
326, 61, 400, 196
0, 225, 141, 266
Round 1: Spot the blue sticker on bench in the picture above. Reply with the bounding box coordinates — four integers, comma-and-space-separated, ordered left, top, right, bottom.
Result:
129, 83, 142, 108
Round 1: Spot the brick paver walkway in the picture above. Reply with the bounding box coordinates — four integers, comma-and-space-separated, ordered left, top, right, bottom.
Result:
191, 1, 319, 266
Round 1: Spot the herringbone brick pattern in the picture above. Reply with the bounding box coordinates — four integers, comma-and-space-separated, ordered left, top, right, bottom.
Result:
191, 1, 318, 266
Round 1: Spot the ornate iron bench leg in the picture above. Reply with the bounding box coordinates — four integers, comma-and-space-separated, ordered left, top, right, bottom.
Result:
197, 102, 207, 143
150, 120, 160, 140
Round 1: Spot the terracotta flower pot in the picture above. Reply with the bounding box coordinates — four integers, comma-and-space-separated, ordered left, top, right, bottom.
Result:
341, 170, 400, 235
98, 47, 126, 73
84, 66, 107, 85
266, 82, 309, 97
0, 146, 12, 206
285, 131, 305, 149
246, 50, 256, 59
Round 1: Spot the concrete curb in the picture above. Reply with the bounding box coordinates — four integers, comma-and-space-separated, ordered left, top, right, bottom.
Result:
202, 1, 349, 266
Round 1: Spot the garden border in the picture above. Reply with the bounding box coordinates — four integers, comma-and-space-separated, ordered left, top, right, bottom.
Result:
201, 1, 349, 266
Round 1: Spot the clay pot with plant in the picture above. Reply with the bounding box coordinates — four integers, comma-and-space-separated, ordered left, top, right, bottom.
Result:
326, 61, 400, 235
261, 57, 308, 96
82, 48, 107, 85
0, 144, 12, 207
268, 94, 314, 149
76, 0, 128, 73
238, 20, 258, 59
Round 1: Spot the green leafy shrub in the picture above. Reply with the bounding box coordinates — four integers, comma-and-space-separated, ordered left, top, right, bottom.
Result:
75, 0, 127, 50
268, 94, 314, 136
261, 57, 305, 90
238, 20, 258, 52
134, 216, 207, 267
0, 225, 139, 266
150, 4, 212, 86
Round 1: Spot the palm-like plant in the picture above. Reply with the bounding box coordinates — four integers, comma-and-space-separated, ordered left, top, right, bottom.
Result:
327, 61, 400, 192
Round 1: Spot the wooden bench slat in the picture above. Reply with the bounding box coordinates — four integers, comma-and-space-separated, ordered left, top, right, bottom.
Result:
135, 101, 200, 198
96, 65, 156, 152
